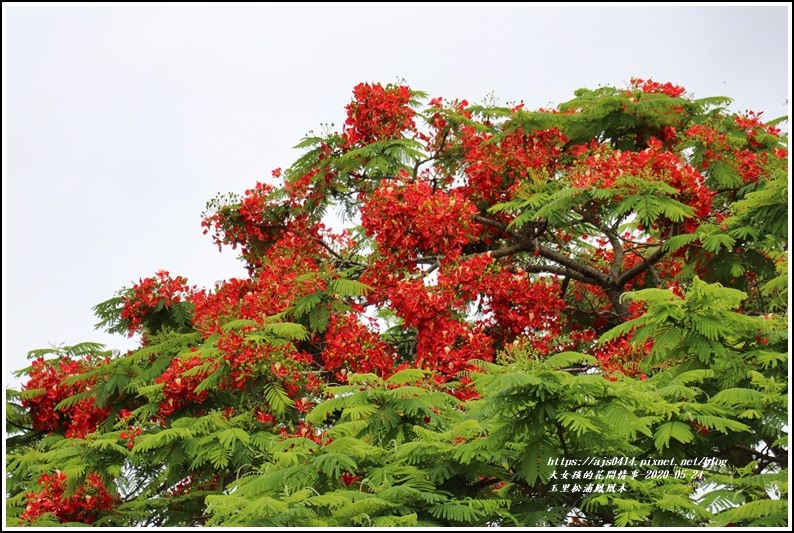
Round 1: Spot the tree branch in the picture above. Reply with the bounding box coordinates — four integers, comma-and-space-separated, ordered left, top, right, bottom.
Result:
615, 246, 666, 286
578, 209, 624, 281
536, 244, 610, 286
474, 215, 521, 239
555, 420, 571, 457
731, 444, 788, 468
313, 237, 365, 268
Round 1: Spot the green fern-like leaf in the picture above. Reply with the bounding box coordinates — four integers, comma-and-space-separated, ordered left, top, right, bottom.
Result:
653, 421, 694, 452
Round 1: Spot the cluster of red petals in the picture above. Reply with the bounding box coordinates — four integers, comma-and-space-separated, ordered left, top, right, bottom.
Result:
630, 78, 686, 98
686, 116, 781, 184
415, 316, 494, 377
154, 355, 217, 418
340, 471, 360, 486
361, 174, 481, 260
279, 421, 328, 445
119, 425, 142, 450
594, 336, 650, 380
21, 471, 117, 524
153, 230, 335, 417
22, 356, 109, 438
480, 270, 565, 338
121, 270, 192, 335
201, 182, 291, 267
322, 314, 397, 382
735, 111, 782, 146
344, 82, 415, 147
461, 126, 567, 203
570, 138, 713, 223
192, 231, 326, 336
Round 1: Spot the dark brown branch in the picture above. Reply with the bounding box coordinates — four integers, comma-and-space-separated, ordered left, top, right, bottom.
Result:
536, 244, 610, 286
731, 444, 788, 467
557, 364, 597, 374
555, 421, 571, 457
474, 215, 521, 239
615, 246, 667, 286
412, 156, 434, 179
578, 209, 624, 281
481, 242, 531, 260
314, 238, 365, 268
606, 230, 624, 281
648, 264, 662, 287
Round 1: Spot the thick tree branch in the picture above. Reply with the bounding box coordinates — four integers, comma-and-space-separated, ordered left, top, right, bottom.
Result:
536, 244, 610, 286
578, 209, 624, 281
615, 246, 666, 286
606, 229, 624, 281
555, 421, 571, 457
731, 444, 788, 468
482, 242, 531, 260
474, 215, 521, 239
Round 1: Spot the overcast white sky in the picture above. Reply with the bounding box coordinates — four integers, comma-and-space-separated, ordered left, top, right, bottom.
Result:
2, 4, 790, 389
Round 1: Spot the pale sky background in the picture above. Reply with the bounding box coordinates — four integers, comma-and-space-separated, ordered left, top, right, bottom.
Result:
2, 4, 791, 390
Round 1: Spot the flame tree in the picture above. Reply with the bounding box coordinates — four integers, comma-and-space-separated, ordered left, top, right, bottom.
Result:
6, 79, 788, 527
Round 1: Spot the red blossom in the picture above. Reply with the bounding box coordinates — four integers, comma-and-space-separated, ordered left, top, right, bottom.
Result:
361, 173, 482, 261
340, 472, 360, 486
630, 78, 686, 98
256, 409, 275, 425
22, 356, 110, 438
21, 471, 117, 524
344, 82, 416, 147
154, 355, 218, 418
120, 270, 192, 336
322, 314, 397, 380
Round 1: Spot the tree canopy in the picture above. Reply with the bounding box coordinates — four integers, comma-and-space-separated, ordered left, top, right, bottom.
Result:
6, 78, 788, 527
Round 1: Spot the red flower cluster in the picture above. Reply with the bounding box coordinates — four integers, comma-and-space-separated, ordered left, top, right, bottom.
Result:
461, 126, 567, 203
630, 78, 686, 98
735, 111, 782, 146
150, 228, 341, 417
344, 82, 416, 147
415, 316, 494, 377
121, 270, 192, 336
155, 355, 218, 418
201, 182, 292, 267
686, 116, 781, 184
167, 473, 220, 497
279, 420, 328, 445
570, 138, 713, 223
684, 124, 730, 169
361, 174, 481, 261
594, 336, 650, 379
191, 230, 327, 336
340, 471, 360, 486
21, 471, 117, 524
22, 356, 109, 438
119, 425, 143, 450
322, 314, 397, 381
479, 270, 565, 338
